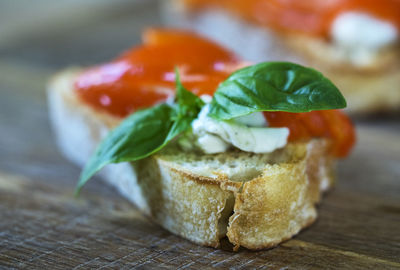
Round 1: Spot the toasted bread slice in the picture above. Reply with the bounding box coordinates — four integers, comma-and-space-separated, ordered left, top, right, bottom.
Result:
48, 69, 335, 250
163, 1, 400, 114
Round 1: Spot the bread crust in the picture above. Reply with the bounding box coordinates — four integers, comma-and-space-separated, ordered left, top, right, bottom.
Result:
48, 69, 335, 250
164, 1, 400, 114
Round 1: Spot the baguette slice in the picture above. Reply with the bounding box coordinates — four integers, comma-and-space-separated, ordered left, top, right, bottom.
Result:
48, 69, 335, 250
163, 0, 400, 114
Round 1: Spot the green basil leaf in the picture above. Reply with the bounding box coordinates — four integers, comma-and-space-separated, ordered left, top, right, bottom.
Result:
170, 68, 204, 135
76, 69, 204, 195
76, 103, 176, 195
174, 67, 205, 120
208, 62, 346, 120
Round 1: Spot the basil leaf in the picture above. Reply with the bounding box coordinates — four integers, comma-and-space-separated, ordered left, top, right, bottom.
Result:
76, 69, 204, 194
173, 67, 204, 130
76, 104, 176, 194
208, 62, 346, 120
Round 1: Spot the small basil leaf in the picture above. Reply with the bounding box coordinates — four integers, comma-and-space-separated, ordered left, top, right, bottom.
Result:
174, 67, 204, 120
171, 68, 204, 135
76, 103, 176, 195
208, 62, 346, 120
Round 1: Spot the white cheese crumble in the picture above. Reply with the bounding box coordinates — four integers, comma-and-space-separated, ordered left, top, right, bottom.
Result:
189, 104, 289, 154
331, 12, 398, 66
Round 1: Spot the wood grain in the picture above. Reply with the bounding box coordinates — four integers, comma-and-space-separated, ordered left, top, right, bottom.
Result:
0, 1, 399, 269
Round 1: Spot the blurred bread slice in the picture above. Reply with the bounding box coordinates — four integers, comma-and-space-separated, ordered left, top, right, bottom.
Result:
163, 0, 400, 114
48, 69, 335, 250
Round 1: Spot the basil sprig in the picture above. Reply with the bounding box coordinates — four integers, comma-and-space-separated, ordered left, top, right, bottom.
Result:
76, 70, 203, 194
76, 62, 347, 193
208, 62, 346, 120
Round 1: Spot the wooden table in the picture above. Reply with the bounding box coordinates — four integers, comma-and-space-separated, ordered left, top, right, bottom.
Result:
1, 1, 399, 269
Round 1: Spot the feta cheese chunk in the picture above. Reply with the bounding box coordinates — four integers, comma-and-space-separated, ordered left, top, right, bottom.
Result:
191, 104, 289, 154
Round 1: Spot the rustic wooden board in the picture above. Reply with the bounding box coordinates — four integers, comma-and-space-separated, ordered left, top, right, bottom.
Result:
0, 1, 399, 269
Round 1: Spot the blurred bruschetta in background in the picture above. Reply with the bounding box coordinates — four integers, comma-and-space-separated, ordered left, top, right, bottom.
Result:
164, 0, 400, 114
